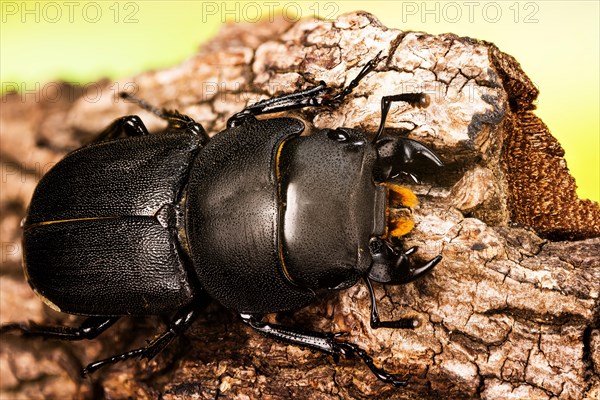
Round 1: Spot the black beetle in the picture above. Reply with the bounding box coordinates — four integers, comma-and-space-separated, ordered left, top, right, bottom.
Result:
1, 53, 443, 387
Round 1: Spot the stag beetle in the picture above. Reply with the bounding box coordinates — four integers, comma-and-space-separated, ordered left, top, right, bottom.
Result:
1, 53, 443, 387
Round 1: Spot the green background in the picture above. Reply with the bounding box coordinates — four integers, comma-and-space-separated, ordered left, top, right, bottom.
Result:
1, 0, 598, 202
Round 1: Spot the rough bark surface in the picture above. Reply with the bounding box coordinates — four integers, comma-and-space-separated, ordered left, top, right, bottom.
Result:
1, 12, 599, 400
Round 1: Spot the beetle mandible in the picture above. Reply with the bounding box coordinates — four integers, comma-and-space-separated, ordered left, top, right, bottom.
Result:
1, 52, 443, 387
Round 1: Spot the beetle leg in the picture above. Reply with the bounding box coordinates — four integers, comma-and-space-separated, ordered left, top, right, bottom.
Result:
329, 51, 387, 103
227, 83, 329, 128
240, 313, 407, 387
118, 92, 209, 143
0, 316, 119, 340
227, 52, 386, 128
81, 302, 201, 376
91, 115, 150, 143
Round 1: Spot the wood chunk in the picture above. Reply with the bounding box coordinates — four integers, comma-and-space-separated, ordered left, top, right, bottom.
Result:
1, 11, 598, 400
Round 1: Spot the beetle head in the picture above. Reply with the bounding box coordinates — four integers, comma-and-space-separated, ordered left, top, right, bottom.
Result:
278, 127, 378, 292
278, 128, 442, 293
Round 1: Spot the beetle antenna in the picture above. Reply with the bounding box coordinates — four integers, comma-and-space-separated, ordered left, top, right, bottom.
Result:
119, 91, 168, 120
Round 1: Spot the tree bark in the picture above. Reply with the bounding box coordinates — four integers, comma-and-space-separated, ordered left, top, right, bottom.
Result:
1, 12, 598, 399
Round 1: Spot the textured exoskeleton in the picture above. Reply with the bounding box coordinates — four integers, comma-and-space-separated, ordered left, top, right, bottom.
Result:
3, 53, 443, 387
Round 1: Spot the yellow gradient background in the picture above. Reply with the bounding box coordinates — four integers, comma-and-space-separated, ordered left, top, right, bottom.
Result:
1, 1, 598, 202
